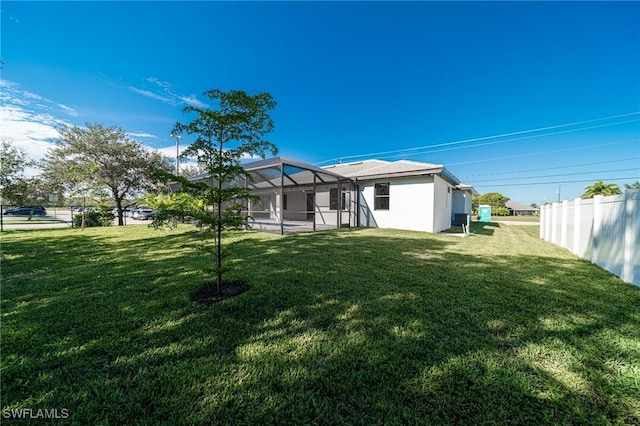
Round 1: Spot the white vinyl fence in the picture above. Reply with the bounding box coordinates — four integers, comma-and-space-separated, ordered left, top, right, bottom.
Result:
540, 190, 640, 286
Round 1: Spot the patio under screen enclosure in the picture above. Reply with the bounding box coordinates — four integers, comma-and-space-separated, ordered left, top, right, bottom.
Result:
185, 157, 357, 235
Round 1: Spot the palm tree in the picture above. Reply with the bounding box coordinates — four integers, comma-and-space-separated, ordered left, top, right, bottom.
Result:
581, 181, 622, 199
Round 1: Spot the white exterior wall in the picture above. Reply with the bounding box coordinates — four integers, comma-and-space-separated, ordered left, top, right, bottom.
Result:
315, 189, 336, 226
358, 176, 436, 233
452, 190, 472, 216
260, 186, 354, 227
283, 190, 307, 221
432, 175, 453, 233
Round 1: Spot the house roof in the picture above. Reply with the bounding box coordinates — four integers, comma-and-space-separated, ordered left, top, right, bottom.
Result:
505, 200, 538, 211
324, 159, 462, 185
454, 183, 478, 194
184, 156, 475, 191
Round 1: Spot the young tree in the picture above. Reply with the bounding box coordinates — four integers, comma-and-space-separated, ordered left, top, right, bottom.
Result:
42, 123, 171, 225
171, 89, 277, 298
581, 181, 622, 199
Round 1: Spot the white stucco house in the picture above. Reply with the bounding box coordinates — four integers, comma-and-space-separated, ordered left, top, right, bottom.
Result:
185, 157, 475, 234
325, 159, 475, 233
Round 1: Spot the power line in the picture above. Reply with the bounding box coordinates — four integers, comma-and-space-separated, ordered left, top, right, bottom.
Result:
459, 157, 639, 178
371, 118, 640, 161
316, 111, 640, 165
470, 167, 640, 184
448, 138, 639, 167
473, 176, 640, 188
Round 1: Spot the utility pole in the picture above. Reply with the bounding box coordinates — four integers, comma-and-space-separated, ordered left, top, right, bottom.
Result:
556, 185, 561, 203
170, 133, 183, 176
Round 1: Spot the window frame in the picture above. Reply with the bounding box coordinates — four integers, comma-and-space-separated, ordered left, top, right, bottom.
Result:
330, 188, 348, 211
374, 182, 390, 210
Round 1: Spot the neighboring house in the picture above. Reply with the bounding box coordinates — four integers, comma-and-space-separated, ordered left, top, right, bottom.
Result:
325, 159, 475, 233
185, 157, 475, 234
505, 200, 539, 216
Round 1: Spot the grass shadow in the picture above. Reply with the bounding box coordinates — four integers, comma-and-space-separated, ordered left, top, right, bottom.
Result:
470, 221, 500, 235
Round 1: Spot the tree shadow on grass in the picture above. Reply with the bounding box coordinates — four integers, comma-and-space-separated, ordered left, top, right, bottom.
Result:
2, 227, 639, 424
470, 221, 500, 235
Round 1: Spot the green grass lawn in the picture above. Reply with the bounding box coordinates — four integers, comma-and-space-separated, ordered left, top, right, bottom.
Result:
2, 224, 639, 424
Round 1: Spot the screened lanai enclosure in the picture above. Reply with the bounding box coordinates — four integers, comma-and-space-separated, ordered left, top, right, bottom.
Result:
244, 157, 356, 234
187, 157, 356, 235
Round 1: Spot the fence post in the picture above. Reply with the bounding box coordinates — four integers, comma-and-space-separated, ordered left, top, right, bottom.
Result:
623, 190, 639, 285
560, 200, 568, 249
547, 204, 553, 241
591, 195, 604, 264
539, 204, 545, 239
551, 202, 559, 245
572, 197, 582, 256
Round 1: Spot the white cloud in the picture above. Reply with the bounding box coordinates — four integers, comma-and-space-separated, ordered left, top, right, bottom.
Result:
58, 104, 79, 117
128, 86, 176, 105
146, 77, 173, 91
0, 80, 82, 173
179, 95, 208, 108
154, 144, 189, 159
0, 106, 65, 162
127, 131, 158, 139
128, 76, 209, 108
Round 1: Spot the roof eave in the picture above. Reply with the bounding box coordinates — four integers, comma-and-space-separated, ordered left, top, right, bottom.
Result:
354, 167, 444, 181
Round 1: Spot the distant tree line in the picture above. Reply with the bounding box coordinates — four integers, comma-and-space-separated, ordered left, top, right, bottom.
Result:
472, 192, 511, 216
470, 179, 639, 215
1, 125, 173, 227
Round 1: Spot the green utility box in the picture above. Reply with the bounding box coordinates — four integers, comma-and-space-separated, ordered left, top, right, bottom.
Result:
478, 205, 492, 223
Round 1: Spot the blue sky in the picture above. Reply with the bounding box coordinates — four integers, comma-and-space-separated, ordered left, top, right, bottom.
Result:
1, 1, 639, 205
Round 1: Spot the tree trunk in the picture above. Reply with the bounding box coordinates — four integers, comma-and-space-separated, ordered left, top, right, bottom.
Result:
81, 193, 86, 230
115, 196, 124, 226
216, 147, 223, 299
216, 220, 222, 298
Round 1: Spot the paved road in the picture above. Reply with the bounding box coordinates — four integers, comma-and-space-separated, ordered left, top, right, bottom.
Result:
1, 211, 149, 231
493, 220, 540, 226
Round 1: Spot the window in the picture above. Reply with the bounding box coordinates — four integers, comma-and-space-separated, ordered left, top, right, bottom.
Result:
330, 188, 348, 210
374, 183, 390, 210
283, 194, 288, 210
330, 188, 338, 210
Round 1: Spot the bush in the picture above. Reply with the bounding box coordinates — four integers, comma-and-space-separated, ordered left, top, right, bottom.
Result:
492, 207, 511, 216
72, 210, 115, 228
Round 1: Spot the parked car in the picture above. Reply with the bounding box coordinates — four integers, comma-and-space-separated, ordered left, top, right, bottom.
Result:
112, 208, 134, 218
3, 206, 47, 216
71, 207, 92, 213
137, 209, 155, 220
